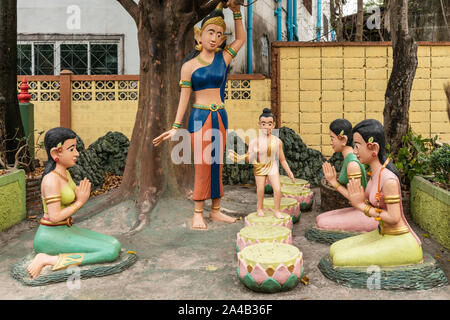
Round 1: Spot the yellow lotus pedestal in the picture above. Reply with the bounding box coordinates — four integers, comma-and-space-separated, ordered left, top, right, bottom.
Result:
263, 197, 301, 223
244, 211, 293, 230
281, 185, 314, 211
236, 225, 292, 251
237, 243, 304, 293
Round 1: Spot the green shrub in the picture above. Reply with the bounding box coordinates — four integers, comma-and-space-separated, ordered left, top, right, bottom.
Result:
429, 144, 450, 186
388, 129, 439, 188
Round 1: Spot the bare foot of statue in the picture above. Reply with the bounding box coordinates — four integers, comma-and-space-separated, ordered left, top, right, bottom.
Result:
26, 253, 58, 278
256, 209, 265, 217
210, 208, 236, 224
274, 211, 284, 219
191, 211, 208, 230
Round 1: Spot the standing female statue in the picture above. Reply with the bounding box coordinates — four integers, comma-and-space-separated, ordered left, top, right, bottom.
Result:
152, 1, 246, 230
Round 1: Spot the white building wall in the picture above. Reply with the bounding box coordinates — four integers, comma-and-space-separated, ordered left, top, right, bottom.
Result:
18, 0, 139, 74
17, 0, 331, 76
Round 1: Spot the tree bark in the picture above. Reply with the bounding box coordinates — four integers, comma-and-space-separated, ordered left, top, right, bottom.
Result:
384, 0, 417, 156
356, 0, 364, 41
0, 0, 28, 168
330, 0, 344, 41
79, 0, 223, 230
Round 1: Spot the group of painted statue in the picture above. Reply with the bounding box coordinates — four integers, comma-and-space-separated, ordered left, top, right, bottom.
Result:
12, 1, 446, 291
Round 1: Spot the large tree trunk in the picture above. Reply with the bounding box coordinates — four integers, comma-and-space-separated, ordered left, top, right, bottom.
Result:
384, 0, 417, 155
79, 0, 223, 231
330, 0, 344, 41
356, 0, 364, 41
0, 0, 28, 168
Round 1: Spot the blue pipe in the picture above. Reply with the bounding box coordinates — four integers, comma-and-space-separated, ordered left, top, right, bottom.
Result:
293, 0, 299, 41
331, 29, 336, 41
287, 0, 293, 41
316, 0, 322, 41
274, 0, 282, 41
247, 1, 253, 74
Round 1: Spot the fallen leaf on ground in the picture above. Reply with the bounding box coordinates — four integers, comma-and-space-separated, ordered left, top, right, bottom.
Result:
435, 254, 441, 259
422, 233, 429, 238
300, 276, 309, 286
206, 265, 217, 271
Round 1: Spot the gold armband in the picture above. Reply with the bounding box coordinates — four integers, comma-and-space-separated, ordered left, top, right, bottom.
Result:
44, 195, 61, 205
384, 195, 401, 204
347, 173, 362, 180
179, 80, 192, 88
224, 46, 237, 58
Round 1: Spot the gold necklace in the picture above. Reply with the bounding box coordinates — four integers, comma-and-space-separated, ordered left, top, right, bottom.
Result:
52, 170, 68, 182
197, 55, 211, 66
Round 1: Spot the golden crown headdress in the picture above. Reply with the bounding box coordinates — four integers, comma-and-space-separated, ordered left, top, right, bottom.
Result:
194, 2, 227, 38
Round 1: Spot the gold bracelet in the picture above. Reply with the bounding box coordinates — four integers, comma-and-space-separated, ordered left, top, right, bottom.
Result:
333, 183, 341, 190
71, 202, 79, 212
233, 11, 242, 20
363, 204, 372, 217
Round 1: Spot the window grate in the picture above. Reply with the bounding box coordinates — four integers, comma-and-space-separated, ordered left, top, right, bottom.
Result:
18, 39, 120, 75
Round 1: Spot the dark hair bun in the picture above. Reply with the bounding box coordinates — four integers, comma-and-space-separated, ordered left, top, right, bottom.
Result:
262, 108, 272, 114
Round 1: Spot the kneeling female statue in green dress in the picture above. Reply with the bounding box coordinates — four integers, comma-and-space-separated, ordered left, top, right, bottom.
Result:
27, 127, 122, 278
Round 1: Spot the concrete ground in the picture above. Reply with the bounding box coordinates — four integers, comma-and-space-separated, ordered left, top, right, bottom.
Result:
0, 185, 449, 300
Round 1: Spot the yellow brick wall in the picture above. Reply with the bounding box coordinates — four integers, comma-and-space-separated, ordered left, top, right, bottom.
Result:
279, 45, 450, 157
26, 44, 450, 162
226, 78, 272, 144
71, 101, 138, 147
33, 102, 60, 161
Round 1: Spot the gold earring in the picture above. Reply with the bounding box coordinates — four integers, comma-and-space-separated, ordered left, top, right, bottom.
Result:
195, 43, 203, 52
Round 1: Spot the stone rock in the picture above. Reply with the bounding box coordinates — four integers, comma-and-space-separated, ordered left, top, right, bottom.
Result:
69, 132, 129, 190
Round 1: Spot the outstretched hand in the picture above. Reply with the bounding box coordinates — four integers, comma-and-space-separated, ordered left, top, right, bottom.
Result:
287, 171, 295, 184
153, 129, 177, 147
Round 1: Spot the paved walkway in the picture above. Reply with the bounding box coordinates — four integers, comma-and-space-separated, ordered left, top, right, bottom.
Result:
0, 185, 449, 300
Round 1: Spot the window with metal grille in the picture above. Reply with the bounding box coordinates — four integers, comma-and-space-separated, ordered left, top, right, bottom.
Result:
17, 44, 32, 75
35, 44, 54, 75
91, 44, 118, 75
17, 39, 121, 75
60, 44, 88, 75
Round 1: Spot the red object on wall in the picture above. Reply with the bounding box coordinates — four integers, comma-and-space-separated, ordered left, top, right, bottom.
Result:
18, 77, 32, 103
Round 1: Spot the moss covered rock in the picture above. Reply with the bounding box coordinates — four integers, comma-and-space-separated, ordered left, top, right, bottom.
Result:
69, 132, 129, 190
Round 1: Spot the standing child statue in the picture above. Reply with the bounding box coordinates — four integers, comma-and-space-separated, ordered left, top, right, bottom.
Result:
229, 108, 295, 218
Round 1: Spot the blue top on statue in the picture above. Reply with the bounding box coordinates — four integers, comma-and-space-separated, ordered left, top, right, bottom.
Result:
191, 51, 229, 101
